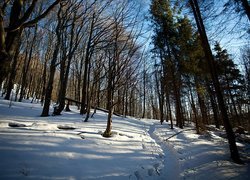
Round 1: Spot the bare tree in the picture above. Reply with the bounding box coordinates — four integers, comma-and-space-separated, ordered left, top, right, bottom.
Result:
53, 0, 86, 115
103, 0, 143, 137
80, 0, 112, 115
0, 0, 61, 84
41, 3, 64, 117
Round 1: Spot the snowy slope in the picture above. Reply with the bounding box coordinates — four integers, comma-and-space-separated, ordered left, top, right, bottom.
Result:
0, 99, 249, 179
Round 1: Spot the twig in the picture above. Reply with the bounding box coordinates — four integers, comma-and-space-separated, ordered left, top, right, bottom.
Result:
165, 128, 195, 141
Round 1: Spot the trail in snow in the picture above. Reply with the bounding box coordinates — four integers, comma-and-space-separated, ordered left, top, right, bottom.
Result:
1, 99, 250, 179
147, 123, 180, 180
152, 122, 250, 180
131, 121, 164, 180
133, 119, 181, 180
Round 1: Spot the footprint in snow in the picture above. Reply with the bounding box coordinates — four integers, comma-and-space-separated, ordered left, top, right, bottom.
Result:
148, 168, 154, 176
118, 133, 133, 138
134, 171, 143, 180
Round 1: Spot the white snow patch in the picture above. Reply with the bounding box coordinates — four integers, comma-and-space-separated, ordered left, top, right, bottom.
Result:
0, 98, 249, 179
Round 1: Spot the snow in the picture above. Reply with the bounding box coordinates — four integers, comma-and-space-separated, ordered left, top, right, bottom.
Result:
0, 98, 249, 179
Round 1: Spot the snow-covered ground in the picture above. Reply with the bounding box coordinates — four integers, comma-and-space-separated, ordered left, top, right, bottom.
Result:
0, 99, 249, 179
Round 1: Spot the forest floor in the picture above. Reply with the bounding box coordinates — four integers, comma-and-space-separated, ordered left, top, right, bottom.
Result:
0, 98, 249, 179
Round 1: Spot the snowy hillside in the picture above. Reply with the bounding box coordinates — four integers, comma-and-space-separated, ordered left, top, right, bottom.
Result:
0, 99, 249, 179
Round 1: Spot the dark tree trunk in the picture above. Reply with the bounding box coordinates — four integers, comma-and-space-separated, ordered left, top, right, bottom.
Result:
0, 0, 61, 81
190, 88, 200, 134
19, 27, 37, 102
195, 79, 209, 125
40, 50, 50, 105
189, 0, 242, 163
225, 77, 241, 126
54, 16, 78, 115
166, 92, 173, 129
80, 13, 95, 115
206, 81, 220, 129
53, 4, 83, 116
0, 8, 8, 84
155, 67, 164, 124
0, 0, 23, 81
240, 0, 250, 21
173, 73, 183, 128
198, 94, 208, 124
65, 100, 71, 111
142, 70, 146, 119
84, 57, 93, 122
41, 7, 62, 117
4, 40, 21, 100
80, 49, 90, 115
103, 62, 114, 137
40, 44, 59, 117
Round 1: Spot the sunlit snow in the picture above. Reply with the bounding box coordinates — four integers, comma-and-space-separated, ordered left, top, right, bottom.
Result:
0, 98, 249, 179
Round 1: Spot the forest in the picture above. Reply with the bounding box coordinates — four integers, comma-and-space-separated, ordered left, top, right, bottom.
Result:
0, 0, 249, 165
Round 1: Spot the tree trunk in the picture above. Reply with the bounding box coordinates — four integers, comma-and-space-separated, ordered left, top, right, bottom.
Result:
206, 80, 220, 129
0, 8, 8, 84
103, 64, 114, 137
41, 7, 62, 116
54, 14, 79, 115
80, 13, 95, 115
4, 40, 21, 100
40, 44, 59, 116
18, 46, 29, 102
195, 79, 209, 125
19, 27, 37, 102
84, 58, 93, 122
226, 77, 241, 126
155, 68, 164, 124
65, 100, 71, 111
173, 73, 183, 128
188, 82, 200, 134
240, 0, 250, 21
189, 0, 242, 163
166, 92, 173, 129
41, 49, 50, 105
0, 0, 61, 81
142, 70, 146, 118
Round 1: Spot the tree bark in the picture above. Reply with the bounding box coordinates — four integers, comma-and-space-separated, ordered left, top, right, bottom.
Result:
0, 0, 61, 81
240, 0, 250, 21
206, 80, 220, 129
80, 13, 95, 115
103, 56, 114, 136
166, 91, 173, 129
154, 66, 164, 124
19, 26, 38, 102
191, 90, 200, 134
4, 39, 21, 100
54, 8, 83, 115
41, 6, 62, 117
142, 70, 146, 118
189, 0, 242, 163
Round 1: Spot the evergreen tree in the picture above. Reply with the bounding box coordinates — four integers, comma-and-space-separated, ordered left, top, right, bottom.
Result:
214, 42, 244, 126
150, 0, 184, 128
189, 0, 242, 163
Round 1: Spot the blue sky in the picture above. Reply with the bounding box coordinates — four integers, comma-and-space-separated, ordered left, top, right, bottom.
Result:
137, 0, 249, 68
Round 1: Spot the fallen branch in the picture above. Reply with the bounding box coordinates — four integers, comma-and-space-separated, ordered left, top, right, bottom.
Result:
8, 122, 27, 127
165, 128, 195, 141
8, 122, 34, 128
65, 97, 123, 117
57, 125, 76, 130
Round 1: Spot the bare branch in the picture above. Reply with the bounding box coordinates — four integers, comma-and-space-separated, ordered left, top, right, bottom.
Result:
22, 0, 62, 28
